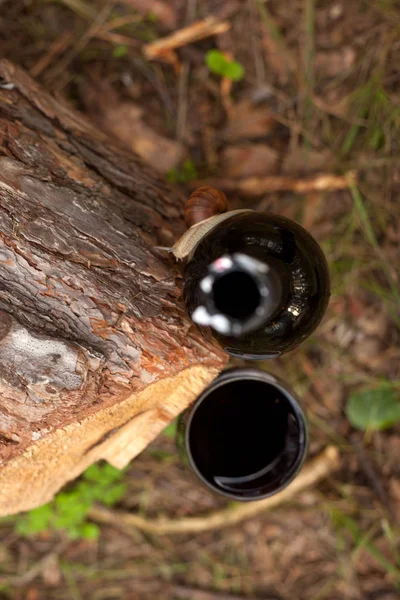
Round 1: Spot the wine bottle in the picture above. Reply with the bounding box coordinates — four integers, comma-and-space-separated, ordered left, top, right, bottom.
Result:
181, 206, 330, 359
177, 367, 308, 501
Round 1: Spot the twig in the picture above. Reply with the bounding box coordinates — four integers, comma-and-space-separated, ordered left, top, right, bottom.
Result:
176, 55, 190, 141
175, 0, 196, 139
96, 31, 140, 47
89, 446, 340, 535
30, 31, 74, 78
11, 540, 67, 587
173, 586, 278, 600
143, 16, 231, 60
49, 1, 115, 90
192, 172, 357, 196
59, 0, 97, 19
97, 13, 142, 32
351, 434, 394, 518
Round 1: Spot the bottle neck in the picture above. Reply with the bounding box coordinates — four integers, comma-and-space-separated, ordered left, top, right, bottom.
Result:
191, 252, 283, 337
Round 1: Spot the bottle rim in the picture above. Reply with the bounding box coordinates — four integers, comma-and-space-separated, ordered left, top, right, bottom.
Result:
183, 367, 309, 502
191, 253, 282, 337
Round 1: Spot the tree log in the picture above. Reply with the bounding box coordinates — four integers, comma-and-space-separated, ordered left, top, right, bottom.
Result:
0, 60, 226, 516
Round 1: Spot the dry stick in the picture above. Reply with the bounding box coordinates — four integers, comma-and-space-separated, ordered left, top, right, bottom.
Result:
89, 446, 340, 535
59, 0, 97, 19
175, 0, 196, 140
30, 31, 74, 78
143, 16, 231, 60
49, 1, 116, 89
96, 31, 140, 47
193, 171, 357, 196
173, 586, 278, 600
12, 541, 68, 587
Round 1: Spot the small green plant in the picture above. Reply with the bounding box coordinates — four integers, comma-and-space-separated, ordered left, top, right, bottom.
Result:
112, 44, 129, 58
205, 49, 245, 81
147, 11, 158, 22
162, 418, 177, 439
330, 509, 400, 580
167, 158, 198, 184
346, 383, 400, 431
15, 463, 127, 540
341, 78, 400, 156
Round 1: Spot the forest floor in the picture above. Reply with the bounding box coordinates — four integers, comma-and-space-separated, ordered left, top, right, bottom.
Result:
1, 1, 400, 599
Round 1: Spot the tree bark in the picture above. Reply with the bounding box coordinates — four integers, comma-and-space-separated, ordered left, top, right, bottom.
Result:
0, 60, 226, 516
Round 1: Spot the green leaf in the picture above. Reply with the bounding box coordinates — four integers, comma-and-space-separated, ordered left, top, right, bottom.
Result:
163, 419, 177, 438
179, 158, 198, 183
166, 167, 178, 183
83, 463, 123, 485
205, 49, 227, 75
83, 464, 102, 482
101, 483, 127, 506
14, 462, 127, 540
346, 384, 400, 431
112, 45, 128, 58
223, 61, 245, 81
166, 159, 198, 184
67, 526, 84, 540
205, 49, 245, 81
80, 522, 100, 540
149, 449, 174, 461
16, 504, 53, 536
147, 11, 158, 22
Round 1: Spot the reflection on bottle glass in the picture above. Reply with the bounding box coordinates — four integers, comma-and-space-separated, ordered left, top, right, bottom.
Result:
183, 212, 330, 358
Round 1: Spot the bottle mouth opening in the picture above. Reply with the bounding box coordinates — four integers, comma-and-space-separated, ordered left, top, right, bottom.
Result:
212, 270, 262, 320
191, 253, 279, 337
185, 370, 308, 501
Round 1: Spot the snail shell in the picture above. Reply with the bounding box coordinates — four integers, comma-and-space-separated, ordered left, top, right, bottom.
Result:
155, 186, 251, 261
184, 186, 229, 228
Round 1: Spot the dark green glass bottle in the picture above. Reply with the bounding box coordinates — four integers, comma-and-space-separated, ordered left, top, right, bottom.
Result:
177, 367, 308, 501
183, 211, 330, 359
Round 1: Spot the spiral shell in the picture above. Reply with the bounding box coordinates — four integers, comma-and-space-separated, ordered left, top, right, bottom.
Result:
184, 186, 229, 228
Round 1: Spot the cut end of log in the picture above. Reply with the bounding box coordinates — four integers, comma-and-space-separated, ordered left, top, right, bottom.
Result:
0, 364, 221, 516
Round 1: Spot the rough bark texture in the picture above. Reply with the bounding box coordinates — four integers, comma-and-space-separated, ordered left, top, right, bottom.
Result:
0, 60, 226, 516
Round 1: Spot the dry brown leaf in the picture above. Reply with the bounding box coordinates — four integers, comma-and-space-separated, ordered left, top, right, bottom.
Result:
261, 29, 289, 85
314, 46, 356, 77
222, 144, 279, 178
119, 0, 176, 29
101, 103, 184, 172
41, 555, 62, 587
223, 100, 276, 142
25, 590, 40, 600
352, 335, 384, 368
355, 306, 389, 338
312, 94, 350, 118
82, 81, 184, 173
282, 146, 333, 175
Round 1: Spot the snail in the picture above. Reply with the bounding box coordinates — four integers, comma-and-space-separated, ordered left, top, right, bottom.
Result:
157, 187, 251, 261
184, 186, 229, 228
